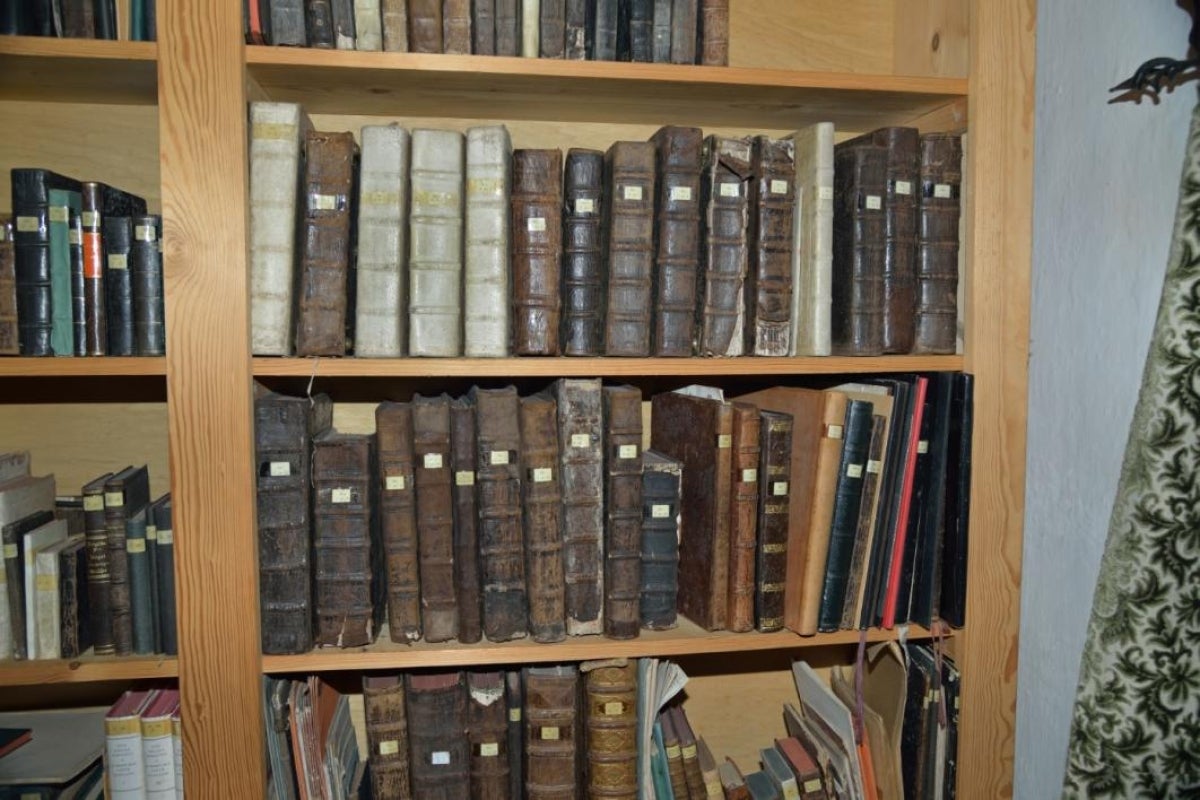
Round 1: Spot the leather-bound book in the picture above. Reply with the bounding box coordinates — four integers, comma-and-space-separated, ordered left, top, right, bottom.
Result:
408, 129, 465, 356
381, 0, 408, 50
47, 188, 81, 357
787, 122, 835, 356
152, 495, 176, 655
406, 672, 470, 799
839, 405, 889, 630
696, 0, 727, 65
755, 410, 792, 632
747, 136, 795, 356
82, 472, 114, 655
593, 0, 618, 60
831, 141, 888, 356
126, 507, 155, 654
61, 0, 95, 37
718, 759, 750, 800
670, 706, 705, 800
561, 148, 605, 356
582, 659, 638, 798
375, 400, 422, 643
603, 384, 643, 639
726, 402, 760, 632
68, 204, 85, 355
603, 141, 656, 357
130, 215, 165, 356
472, 386, 528, 641
354, 0, 382, 49
553, 378, 604, 635
355, 124, 410, 358
698, 136, 752, 356
144, 496, 161, 654
105, 465, 150, 656
659, 709, 688, 799
523, 665, 579, 800
95, 0, 117, 38
505, 670, 524, 799
414, 394, 459, 642
914, 133, 964, 354
495, 0, 520, 55
332, 0, 356, 46
294, 129, 358, 357
407, 0, 442, 50
564, 0, 588, 58
467, 671, 511, 800
774, 738, 825, 800
271, 0, 307, 45
511, 149, 564, 355
908, 373, 954, 627
649, 388, 732, 630
697, 737, 723, 799
669, 0, 696, 64
451, 396, 483, 643
3, 510, 55, 661
652, 0, 671, 61
629, 0, 653, 61
521, 0, 540, 56
312, 431, 380, 647
80, 182, 106, 355
53, 536, 91, 659
103, 215, 135, 356
817, 398, 873, 631
256, 388, 333, 654
305, 0, 336, 47
464, 125, 513, 357
939, 373, 972, 628
650, 125, 703, 357
444, 0, 472, 53
0, 218, 17, 355
363, 675, 413, 800
249, 101, 310, 355
519, 392, 566, 643
640, 450, 681, 630
473, 0, 495, 53
540, 0, 565, 56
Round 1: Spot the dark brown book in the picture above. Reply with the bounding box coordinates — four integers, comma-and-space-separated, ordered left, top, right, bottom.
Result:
540, 0, 566, 57
914, 132, 964, 354
375, 401, 422, 643
256, 387, 333, 655
523, 665, 579, 800
505, 670, 524, 800
495, 0, 519, 55
511, 149, 564, 356
306, 0, 335, 47
467, 671, 511, 800
295, 130, 358, 357
564, 0, 587, 58
382, 0, 409, 50
518, 392, 566, 643
727, 402, 761, 633
603, 141, 656, 357
582, 659, 638, 798
57, 535, 90, 660
831, 142, 888, 356
603, 385, 643, 639
774, 737, 826, 800
561, 149, 605, 356
82, 182, 147, 356
671, 706, 705, 800
755, 410, 793, 632
640, 450, 681, 630
312, 431, 380, 648
82, 472, 114, 655
451, 396, 483, 644
105, 465, 150, 656
659, 708, 689, 799
719, 758, 750, 800
408, 0, 443, 51
414, 394, 459, 642
650, 126, 703, 357
406, 672, 470, 799
697, 0, 727, 65
472, 386, 528, 641
443, 0, 472, 52
363, 675, 413, 800
649, 388, 732, 630
0, 218, 16, 355
841, 412, 887, 629
473, 0, 495, 53
61, 0, 95, 37
747, 136, 796, 356
698, 135, 752, 356
554, 378, 604, 636
669, 0, 696, 64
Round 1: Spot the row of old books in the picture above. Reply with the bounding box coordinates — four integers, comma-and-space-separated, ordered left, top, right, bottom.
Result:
104, 687, 184, 800
0, 454, 177, 662
0, 1, 157, 40
3, 170, 165, 358
246, 0, 728, 64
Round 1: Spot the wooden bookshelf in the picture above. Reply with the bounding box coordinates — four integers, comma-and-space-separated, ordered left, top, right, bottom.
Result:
0, 35, 157, 105
0, 653, 178, 687
0, 358, 167, 377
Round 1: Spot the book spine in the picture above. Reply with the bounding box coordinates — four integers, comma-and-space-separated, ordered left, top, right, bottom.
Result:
12, 171, 55, 356
603, 141, 656, 357
47, 189, 77, 357
523, 666, 579, 800
332, 0, 356, 47
69, 208, 85, 355
105, 484, 133, 656
2, 525, 25, 660
564, 0, 587, 58
615, 0, 631, 60
306, 0, 335, 47
818, 399, 874, 631
407, 0, 443, 50
668, 0, 695, 63
107, 712, 149, 799
788, 123, 834, 356
914, 133, 964, 354
495, 0, 520, 55
511, 149, 564, 355
406, 673, 470, 796
354, 0, 382, 49
519, 393, 566, 643
697, 0, 726, 65
838, 413, 886, 630
554, 378, 605, 635
271, 0, 307, 45
660, 711, 689, 799
473, 0, 495, 53
831, 144, 887, 356
561, 148, 605, 356
506, 670, 524, 799
154, 497, 176, 655
364, 676, 413, 800
84, 477, 114, 655
540, 0, 565, 57
652, 0, 671, 61
413, 394, 459, 642
939, 374, 973, 628
521, 0, 540, 55
464, 125, 513, 357
629, 0, 653, 61
603, 385, 643, 639
62, 0, 95, 36
755, 411, 792, 632
127, 510, 155, 654
584, 661, 639, 797
593, 0, 618, 59
381, 0, 407, 50
872, 127, 920, 354
0, 219, 17, 355
747, 136, 795, 356
355, 124, 410, 357
130, 215, 165, 356
375, 401, 422, 642
408, 128, 465, 356
81, 182, 108, 355
94, 0, 117, 38
640, 453, 681, 630
698, 136, 751, 356
444, 0, 472, 53
103, 215, 135, 356
727, 403, 761, 633
467, 671, 511, 799
450, 398, 483, 643
651, 126, 703, 356
59, 541, 90, 658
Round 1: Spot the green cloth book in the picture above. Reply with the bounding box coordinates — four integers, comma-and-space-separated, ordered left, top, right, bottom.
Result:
46, 189, 80, 357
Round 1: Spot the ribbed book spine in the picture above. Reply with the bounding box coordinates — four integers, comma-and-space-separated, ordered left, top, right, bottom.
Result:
355, 124, 410, 357
408, 129, 465, 356
444, 0, 472, 53
831, 143, 887, 356
554, 378, 604, 635
473, 0, 495, 53
47, 188, 80, 357
130, 215, 165, 356
583, 660, 639, 797
153, 496, 176, 655
467, 671, 511, 799
561, 149, 605, 356
511, 149, 564, 355
82, 472, 114, 655
364, 675, 413, 800
464, 125, 513, 357
540, 0, 565, 57
650, 126, 703, 356
413, 394, 459, 642
747, 136, 795, 356
80, 182, 107, 355
817, 399, 874, 631
523, 666, 579, 800
407, 0, 441, 51
519, 393, 566, 643
603, 385, 643, 639
913, 132, 964, 355
495, 0, 519, 55
698, 136, 752, 356
375, 401, 422, 642
755, 410, 792, 632
103, 215, 135, 356
564, 0, 588, 58
451, 397, 483, 643
603, 141, 656, 357
640, 451, 681, 630
406, 672, 470, 797
727, 403, 761, 633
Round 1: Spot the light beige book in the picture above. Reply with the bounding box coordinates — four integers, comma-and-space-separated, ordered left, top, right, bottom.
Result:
24, 518, 67, 658
464, 125, 513, 357
34, 533, 83, 659
522, 0, 540, 56
787, 122, 834, 356
0, 472, 56, 660
355, 124, 410, 357
354, 0, 383, 49
408, 129, 465, 356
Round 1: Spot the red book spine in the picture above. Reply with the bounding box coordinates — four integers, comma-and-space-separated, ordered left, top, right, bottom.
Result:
882, 376, 927, 628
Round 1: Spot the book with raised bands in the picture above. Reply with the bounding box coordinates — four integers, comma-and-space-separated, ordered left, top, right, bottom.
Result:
467, 671, 510, 799
697, 0, 727, 65
650, 126, 703, 357
105, 465, 150, 656
553, 378, 604, 635
375, 400, 421, 643
561, 149, 606, 356
603, 385, 644, 639
355, 124, 410, 358
523, 665, 579, 800
130, 214, 165, 356
443, 0, 472, 53
451, 397, 483, 643
413, 394, 459, 642
914, 133, 964, 354
512, 149, 564, 356
640, 450, 681, 630
747, 136, 795, 356
0, 218, 16, 355
409, 129, 465, 356
104, 215, 135, 356
406, 672, 469, 798
363, 675, 412, 800
831, 142, 888, 356
519, 392, 566, 643
583, 659, 638, 798
727, 402, 761, 633
603, 142, 657, 357
755, 410, 792, 632
699, 136, 752, 356
464, 125, 513, 357
82, 471, 115, 655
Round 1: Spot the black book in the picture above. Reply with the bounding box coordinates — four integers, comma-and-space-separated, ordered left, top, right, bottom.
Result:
908, 373, 954, 627
593, 0, 618, 59
130, 215, 165, 356
126, 507, 155, 654
615, 0, 632, 60
894, 377, 939, 623
272, 0, 307, 46
146, 0, 157, 40
143, 495, 161, 653
474, 0, 496, 54
305, 0, 335, 47
69, 204, 85, 355
331, 0, 355, 46
0, 1, 27, 34
80, 182, 149, 356
561, 148, 605, 356
938, 373, 973, 628
640, 450, 681, 630
629, 0, 653, 61
817, 399, 874, 631
505, 670, 524, 800
28, 0, 53, 35
652, 0, 671, 61
104, 465, 151, 657
153, 494, 177, 655
93, 0, 116, 39
58, 535, 91, 659
564, 0, 589, 58
103, 216, 135, 356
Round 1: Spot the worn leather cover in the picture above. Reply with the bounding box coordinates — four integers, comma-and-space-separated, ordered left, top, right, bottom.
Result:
669, 0, 696, 63
564, 0, 588, 58
523, 665, 579, 800
553, 378, 604, 635
409, 129, 465, 356
660, 710, 689, 799
375, 400, 422, 643
295, 130, 358, 356
305, 0, 335, 47
270, 0, 305, 45
364, 675, 413, 800
519, 392, 566, 642
604, 141, 656, 357
696, 0, 727, 64
443, 0, 471, 52
3, 510, 54, 660
628, 0, 652, 61
472, 386, 528, 641
105, 465, 150, 656
747, 136, 795, 356
651, 0, 671, 61
0, 219, 17, 355
787, 122, 834, 356
57, 535, 91, 659
539, 0, 565, 56
908, 373, 953, 627
754, 410, 791, 632
413, 394, 459, 642
130, 215, 164, 356
464, 125, 513, 357
81, 472, 114, 655
774, 737, 826, 800
62, 0, 95, 37
382, 0, 408, 49
831, 142, 887, 356
152, 495, 176, 655
126, 509, 154, 654
939, 373, 972, 628
915, 133, 963, 354
726, 402, 760, 633
467, 671, 511, 800
561, 148, 605, 356
312, 431, 380, 647
407, 0, 442, 50
649, 390, 732, 630
355, 124, 410, 357
593, 0, 618, 59
640, 450, 681, 630
353, 0, 382, 48
473, 0, 495, 53
650, 126, 703, 356
817, 398, 873, 631
718, 760, 749, 800
901, 645, 934, 800
522, 0, 540, 56
331, 0, 356, 46
841, 411, 888, 629
103, 215, 134, 356
698, 136, 751, 356
511, 149, 564, 355
603, 385, 643, 638
505, 670, 525, 799
669, 706, 705, 800
406, 672, 470, 799
451, 397, 483, 643
496, 0, 520, 55
583, 660, 638, 798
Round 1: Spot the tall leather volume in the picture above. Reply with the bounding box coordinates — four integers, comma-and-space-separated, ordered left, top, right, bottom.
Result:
505, 671, 524, 800
102, 215, 135, 356
652, 0, 671, 61
817, 398, 873, 631
363, 675, 413, 800
698, 136, 752, 356
0, 218, 17, 355
57, 536, 91, 659
464, 125, 513, 357
891, 377, 934, 625
305, 0, 335, 47
381, 0, 408, 50
659, 709, 689, 798
130, 215, 165, 355
839, 407, 889, 630
68, 205, 85, 355
649, 389, 732, 630
61, 0, 95, 37
669, 706, 706, 800
255, 388, 333, 654
80, 182, 106, 355
914, 133, 964, 354
413, 394, 459, 642
668, 0, 696, 63
747, 136, 795, 356
511, 149, 564, 355
907, 373, 954, 627
312, 431, 381, 647
407, 0, 442, 50
152, 495, 176, 655
82, 472, 114, 655
519, 392, 566, 643
755, 410, 792, 632
472, 386, 528, 641
650, 126, 703, 356
727, 402, 761, 632
443, 0, 472, 52
787, 122, 835, 356
564, 0, 588, 58
640, 450, 681, 630
355, 0, 382, 48
104, 465, 150, 657
144, 496, 161, 654
47, 188, 81, 358
540, 0, 565, 56
294, 129, 358, 357
495, 0, 519, 55
629, 0, 653, 60
375, 401, 422, 643
561, 148, 605, 356
331, 0, 356, 47
523, 665, 579, 799
408, 129, 465, 356
831, 142, 887, 355
467, 671, 511, 799
554, 378, 604, 635
473, 0, 495, 53
3, 510, 55, 661
603, 385, 643, 639
583, 659, 638, 798
593, 0, 618, 60
938, 373, 972, 628
126, 508, 155, 654
451, 397, 483, 643
406, 672, 470, 799
355, 124, 410, 357
603, 141, 656, 356
696, 0, 727, 64
271, 0, 307, 45
94, 0, 116, 38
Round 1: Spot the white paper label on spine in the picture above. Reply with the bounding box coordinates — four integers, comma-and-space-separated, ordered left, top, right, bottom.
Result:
670, 186, 693, 202
826, 424, 844, 440
15, 216, 38, 233
918, 440, 929, 454
651, 504, 670, 519
770, 179, 789, 195
719, 182, 740, 197
895, 180, 913, 195
269, 461, 291, 477
772, 481, 789, 496
81, 211, 99, 227
386, 475, 406, 491
108, 254, 128, 270
570, 433, 591, 449
490, 450, 510, 466
531, 467, 552, 483
455, 471, 475, 486
865, 195, 882, 210
717, 434, 732, 448
618, 444, 638, 459
867, 460, 883, 474
49, 206, 69, 223
818, 186, 834, 201
69, 229, 81, 245
574, 198, 595, 214
847, 463, 864, 479
623, 185, 643, 201
379, 741, 399, 756
431, 751, 450, 765
527, 216, 546, 232
480, 742, 499, 757
423, 453, 444, 470
331, 488, 352, 504
742, 468, 758, 483
935, 183, 953, 198
158, 529, 174, 545
135, 224, 157, 242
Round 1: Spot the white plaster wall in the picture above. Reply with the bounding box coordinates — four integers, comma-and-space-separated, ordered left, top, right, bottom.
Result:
1017, 1, 1194, 797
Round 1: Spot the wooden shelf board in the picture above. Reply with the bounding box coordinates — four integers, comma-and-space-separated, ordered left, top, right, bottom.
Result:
0, 357, 167, 376
0, 36, 158, 105
0, 652, 178, 686
246, 47, 967, 128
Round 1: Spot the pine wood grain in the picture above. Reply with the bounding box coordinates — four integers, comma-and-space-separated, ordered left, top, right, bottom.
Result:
892, 0, 970, 78
0, 652, 178, 687
0, 357, 166, 376
0, 36, 157, 105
